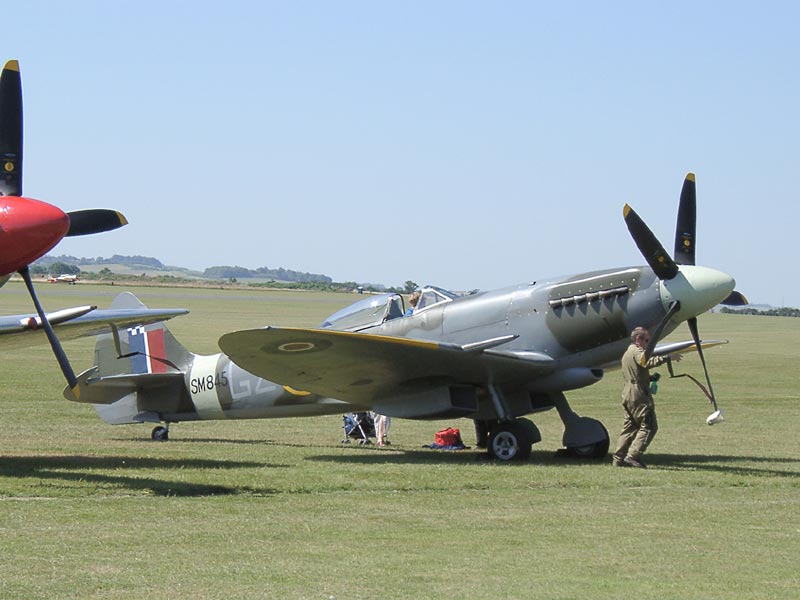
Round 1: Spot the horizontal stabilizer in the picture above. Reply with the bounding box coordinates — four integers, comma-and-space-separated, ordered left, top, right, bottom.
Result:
64, 367, 185, 404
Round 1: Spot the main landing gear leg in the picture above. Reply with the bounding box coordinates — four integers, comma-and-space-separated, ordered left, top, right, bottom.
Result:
551, 393, 609, 459
485, 384, 541, 462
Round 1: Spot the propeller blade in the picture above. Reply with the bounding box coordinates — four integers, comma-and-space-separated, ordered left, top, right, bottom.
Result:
644, 300, 681, 361
687, 316, 719, 412
0, 59, 23, 197
674, 173, 696, 265
720, 291, 748, 306
623, 204, 679, 280
66, 209, 128, 237
18, 266, 78, 390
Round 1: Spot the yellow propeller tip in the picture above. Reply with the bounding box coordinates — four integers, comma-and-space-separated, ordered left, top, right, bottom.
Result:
623, 204, 632, 217
686, 173, 696, 182
4, 60, 19, 72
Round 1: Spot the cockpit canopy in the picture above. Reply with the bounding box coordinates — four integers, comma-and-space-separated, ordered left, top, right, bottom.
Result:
320, 286, 459, 332
415, 285, 457, 312
321, 293, 405, 331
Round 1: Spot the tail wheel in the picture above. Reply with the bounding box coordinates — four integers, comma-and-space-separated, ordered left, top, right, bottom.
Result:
151, 426, 169, 442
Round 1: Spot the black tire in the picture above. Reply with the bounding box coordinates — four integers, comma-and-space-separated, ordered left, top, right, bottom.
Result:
516, 418, 542, 445
151, 426, 169, 442
487, 421, 533, 461
566, 426, 609, 459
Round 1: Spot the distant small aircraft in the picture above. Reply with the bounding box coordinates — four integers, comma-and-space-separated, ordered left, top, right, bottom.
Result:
48, 274, 79, 284
66, 174, 745, 458
0, 59, 169, 391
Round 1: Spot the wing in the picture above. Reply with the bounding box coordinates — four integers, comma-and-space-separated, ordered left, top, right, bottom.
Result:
219, 327, 555, 405
0, 306, 189, 349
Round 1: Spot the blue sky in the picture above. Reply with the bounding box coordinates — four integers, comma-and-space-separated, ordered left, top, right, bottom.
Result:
4, 2, 798, 306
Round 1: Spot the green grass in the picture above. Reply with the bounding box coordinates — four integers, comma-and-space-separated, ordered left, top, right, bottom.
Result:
0, 283, 798, 599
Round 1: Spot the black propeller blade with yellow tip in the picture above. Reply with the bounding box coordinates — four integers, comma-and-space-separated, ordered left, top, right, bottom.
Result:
0, 59, 22, 197
674, 173, 696, 265
66, 209, 128, 237
623, 203, 679, 280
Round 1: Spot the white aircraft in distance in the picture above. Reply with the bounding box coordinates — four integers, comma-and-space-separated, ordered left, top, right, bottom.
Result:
66, 174, 746, 460
48, 274, 79, 284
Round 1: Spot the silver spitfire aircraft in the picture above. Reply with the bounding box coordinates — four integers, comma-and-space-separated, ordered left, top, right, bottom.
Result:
65, 174, 744, 461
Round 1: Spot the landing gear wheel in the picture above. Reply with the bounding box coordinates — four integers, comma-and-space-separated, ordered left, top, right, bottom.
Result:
487, 421, 533, 462
566, 426, 609, 459
151, 426, 169, 442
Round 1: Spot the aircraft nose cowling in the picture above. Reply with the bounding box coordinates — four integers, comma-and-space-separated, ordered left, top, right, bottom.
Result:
0, 196, 70, 275
660, 265, 735, 321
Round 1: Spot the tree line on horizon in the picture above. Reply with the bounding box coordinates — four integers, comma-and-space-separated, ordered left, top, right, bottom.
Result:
32, 254, 406, 293
720, 306, 800, 317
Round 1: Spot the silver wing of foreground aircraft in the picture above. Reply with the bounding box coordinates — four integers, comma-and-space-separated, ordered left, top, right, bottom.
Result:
0, 295, 188, 350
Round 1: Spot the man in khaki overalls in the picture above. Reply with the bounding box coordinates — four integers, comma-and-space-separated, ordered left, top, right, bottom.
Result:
612, 327, 681, 468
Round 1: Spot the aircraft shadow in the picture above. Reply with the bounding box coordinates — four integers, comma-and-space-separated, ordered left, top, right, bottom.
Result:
306, 447, 562, 466
118, 438, 343, 450
115, 436, 278, 446
307, 448, 800, 476
645, 453, 800, 478
0, 455, 281, 497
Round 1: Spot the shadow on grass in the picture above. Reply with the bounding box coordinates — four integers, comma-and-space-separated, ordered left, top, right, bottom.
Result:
118, 437, 351, 450
306, 447, 575, 466
647, 453, 800, 478
114, 436, 278, 446
307, 447, 800, 477
0, 455, 282, 496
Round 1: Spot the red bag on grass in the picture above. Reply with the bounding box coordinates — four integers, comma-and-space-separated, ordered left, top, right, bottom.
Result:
434, 427, 462, 446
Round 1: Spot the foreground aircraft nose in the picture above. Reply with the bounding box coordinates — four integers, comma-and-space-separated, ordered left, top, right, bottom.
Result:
0, 196, 70, 275
660, 265, 735, 321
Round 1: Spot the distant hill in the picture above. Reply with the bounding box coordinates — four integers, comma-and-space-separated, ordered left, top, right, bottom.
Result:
203, 265, 332, 284
36, 254, 338, 286
36, 254, 166, 269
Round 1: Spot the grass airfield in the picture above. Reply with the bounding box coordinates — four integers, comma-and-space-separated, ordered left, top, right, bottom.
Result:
0, 283, 797, 599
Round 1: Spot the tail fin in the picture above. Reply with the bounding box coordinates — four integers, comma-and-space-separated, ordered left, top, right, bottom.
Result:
65, 293, 195, 425
96, 292, 194, 377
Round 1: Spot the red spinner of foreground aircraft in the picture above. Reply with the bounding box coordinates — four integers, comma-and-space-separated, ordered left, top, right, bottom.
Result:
0, 60, 187, 389
67, 173, 745, 460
